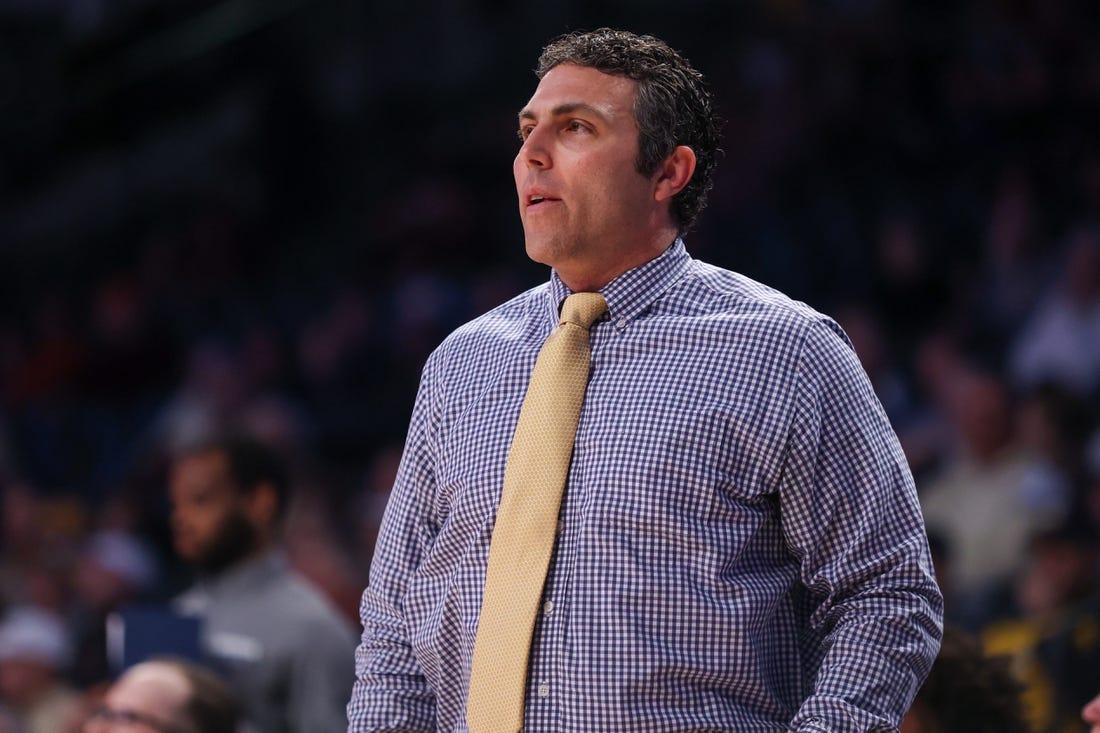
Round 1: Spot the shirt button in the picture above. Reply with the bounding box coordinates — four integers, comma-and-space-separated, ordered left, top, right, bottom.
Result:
537, 683, 550, 698
543, 601, 554, 615
616, 319, 627, 328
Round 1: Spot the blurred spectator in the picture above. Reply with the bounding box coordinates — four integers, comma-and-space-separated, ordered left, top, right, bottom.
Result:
83, 658, 238, 733
982, 520, 1099, 731
0, 605, 81, 733
169, 435, 355, 732
919, 366, 1069, 628
900, 625, 1028, 733
1016, 524, 1096, 623
0, 483, 82, 615
896, 330, 966, 482
1014, 384, 1096, 491
1010, 223, 1100, 395
976, 168, 1058, 343
0, 483, 47, 606
68, 531, 159, 688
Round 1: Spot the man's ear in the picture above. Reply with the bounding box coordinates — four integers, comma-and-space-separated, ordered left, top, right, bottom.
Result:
653, 145, 697, 203
244, 482, 280, 528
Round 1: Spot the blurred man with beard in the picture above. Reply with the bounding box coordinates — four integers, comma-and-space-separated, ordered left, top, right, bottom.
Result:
169, 436, 356, 733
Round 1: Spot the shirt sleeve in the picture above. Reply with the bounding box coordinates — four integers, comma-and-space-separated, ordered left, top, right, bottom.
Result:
779, 319, 943, 733
347, 355, 441, 732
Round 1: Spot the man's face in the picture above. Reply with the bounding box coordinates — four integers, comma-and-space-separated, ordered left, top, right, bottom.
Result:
514, 64, 663, 287
169, 450, 256, 575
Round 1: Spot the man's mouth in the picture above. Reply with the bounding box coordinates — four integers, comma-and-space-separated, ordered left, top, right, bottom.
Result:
527, 194, 560, 208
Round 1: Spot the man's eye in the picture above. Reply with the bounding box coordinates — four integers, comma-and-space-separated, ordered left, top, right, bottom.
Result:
517, 126, 533, 141
566, 120, 589, 133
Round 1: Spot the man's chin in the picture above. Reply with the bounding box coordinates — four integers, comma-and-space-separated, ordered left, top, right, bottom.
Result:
174, 543, 199, 564
190, 513, 258, 575
524, 237, 566, 268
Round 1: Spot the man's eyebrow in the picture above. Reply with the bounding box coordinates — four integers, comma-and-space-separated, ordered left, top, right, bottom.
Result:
517, 102, 610, 123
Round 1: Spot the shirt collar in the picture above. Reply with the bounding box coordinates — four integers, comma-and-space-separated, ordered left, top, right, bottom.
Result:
547, 238, 691, 331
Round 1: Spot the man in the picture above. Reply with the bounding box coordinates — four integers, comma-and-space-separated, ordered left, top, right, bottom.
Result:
349, 28, 942, 732
83, 657, 238, 733
169, 436, 357, 733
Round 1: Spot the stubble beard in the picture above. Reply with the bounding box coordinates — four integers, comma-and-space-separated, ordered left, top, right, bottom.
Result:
191, 511, 258, 576
524, 226, 577, 270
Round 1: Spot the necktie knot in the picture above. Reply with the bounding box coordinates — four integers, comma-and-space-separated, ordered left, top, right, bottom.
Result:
559, 292, 608, 330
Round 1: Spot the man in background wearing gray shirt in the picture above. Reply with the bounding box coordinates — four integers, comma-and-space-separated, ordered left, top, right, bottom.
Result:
170, 435, 356, 733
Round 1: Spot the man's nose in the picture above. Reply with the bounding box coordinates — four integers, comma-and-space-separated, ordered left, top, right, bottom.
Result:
519, 128, 551, 169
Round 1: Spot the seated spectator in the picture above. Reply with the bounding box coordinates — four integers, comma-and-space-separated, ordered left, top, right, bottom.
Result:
69, 530, 160, 688
982, 520, 1099, 730
1010, 224, 1100, 396
0, 605, 81, 733
919, 365, 1068, 628
83, 657, 237, 733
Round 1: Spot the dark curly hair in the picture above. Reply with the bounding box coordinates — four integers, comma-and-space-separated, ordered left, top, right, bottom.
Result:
536, 28, 722, 234
177, 434, 290, 521
909, 626, 1029, 733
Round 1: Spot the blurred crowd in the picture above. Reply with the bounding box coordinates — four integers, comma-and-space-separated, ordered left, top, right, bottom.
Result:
1, 0, 1100, 731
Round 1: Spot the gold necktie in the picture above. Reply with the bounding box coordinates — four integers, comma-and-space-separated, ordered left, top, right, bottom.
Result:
466, 292, 608, 733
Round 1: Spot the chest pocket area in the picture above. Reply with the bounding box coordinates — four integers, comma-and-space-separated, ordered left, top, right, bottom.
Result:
584, 403, 779, 536
434, 369, 526, 526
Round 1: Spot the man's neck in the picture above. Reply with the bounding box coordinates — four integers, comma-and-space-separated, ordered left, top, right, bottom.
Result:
555, 233, 678, 292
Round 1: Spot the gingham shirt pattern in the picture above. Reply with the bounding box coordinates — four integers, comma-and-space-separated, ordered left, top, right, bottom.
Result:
348, 240, 943, 733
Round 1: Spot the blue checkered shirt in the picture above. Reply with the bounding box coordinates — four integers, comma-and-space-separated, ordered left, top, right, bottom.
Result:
348, 240, 942, 732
